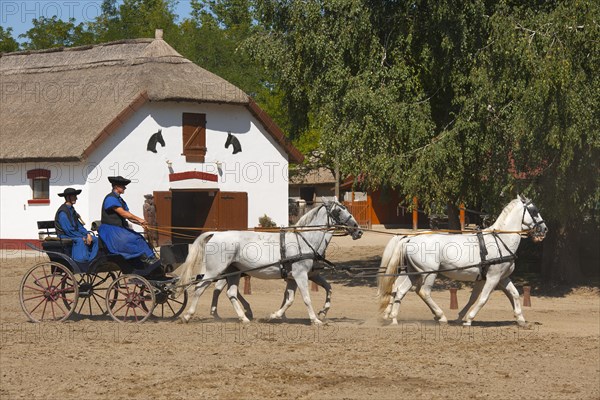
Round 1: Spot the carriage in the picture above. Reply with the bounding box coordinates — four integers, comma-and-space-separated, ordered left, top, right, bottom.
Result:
19, 220, 189, 323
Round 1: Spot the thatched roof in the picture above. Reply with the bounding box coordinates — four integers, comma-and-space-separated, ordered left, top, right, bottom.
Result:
290, 168, 336, 185
0, 32, 303, 163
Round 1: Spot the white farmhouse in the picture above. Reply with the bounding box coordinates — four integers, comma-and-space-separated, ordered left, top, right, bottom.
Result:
0, 30, 303, 248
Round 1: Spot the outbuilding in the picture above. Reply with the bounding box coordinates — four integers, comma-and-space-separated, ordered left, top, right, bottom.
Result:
0, 30, 303, 248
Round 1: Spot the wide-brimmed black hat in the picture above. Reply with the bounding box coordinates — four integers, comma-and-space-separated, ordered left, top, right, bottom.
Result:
108, 176, 132, 186
58, 187, 82, 197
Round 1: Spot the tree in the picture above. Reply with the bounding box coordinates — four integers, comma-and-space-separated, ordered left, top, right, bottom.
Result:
467, 1, 600, 282
92, 0, 181, 45
246, 0, 599, 282
246, 0, 432, 183
0, 27, 20, 52
19, 16, 95, 50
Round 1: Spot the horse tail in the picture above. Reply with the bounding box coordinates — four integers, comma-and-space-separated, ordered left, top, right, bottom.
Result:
175, 232, 213, 296
377, 235, 407, 312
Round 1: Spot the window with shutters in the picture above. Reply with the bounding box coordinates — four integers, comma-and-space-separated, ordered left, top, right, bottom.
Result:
182, 113, 207, 163
27, 169, 50, 204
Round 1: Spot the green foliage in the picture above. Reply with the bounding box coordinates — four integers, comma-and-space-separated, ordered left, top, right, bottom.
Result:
0, 27, 19, 52
19, 16, 95, 50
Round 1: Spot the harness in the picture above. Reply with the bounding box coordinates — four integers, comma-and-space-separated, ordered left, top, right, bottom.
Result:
278, 203, 349, 279
475, 231, 517, 280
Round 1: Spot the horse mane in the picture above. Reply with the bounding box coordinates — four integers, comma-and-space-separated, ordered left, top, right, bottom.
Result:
295, 203, 326, 226
487, 198, 521, 230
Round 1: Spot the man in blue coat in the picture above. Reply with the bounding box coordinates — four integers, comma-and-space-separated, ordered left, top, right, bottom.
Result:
98, 176, 157, 263
54, 187, 99, 262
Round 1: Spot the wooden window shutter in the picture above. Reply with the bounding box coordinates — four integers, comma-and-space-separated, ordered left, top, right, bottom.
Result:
182, 113, 207, 163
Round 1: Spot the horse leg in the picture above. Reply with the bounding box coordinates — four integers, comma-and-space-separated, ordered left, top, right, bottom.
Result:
225, 275, 250, 323
388, 275, 413, 325
210, 279, 227, 319
292, 269, 322, 325
269, 279, 297, 320
415, 274, 448, 323
464, 274, 502, 326
310, 273, 332, 319
237, 291, 254, 320
181, 280, 212, 323
456, 280, 484, 323
498, 277, 527, 326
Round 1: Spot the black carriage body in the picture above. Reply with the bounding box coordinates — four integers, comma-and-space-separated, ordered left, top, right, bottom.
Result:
32, 221, 164, 278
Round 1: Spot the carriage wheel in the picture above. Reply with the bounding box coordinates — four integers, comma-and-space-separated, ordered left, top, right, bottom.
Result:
68, 272, 118, 317
19, 262, 79, 322
151, 288, 188, 319
106, 275, 155, 323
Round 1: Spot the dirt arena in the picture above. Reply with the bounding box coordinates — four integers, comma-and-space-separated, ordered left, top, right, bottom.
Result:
1, 233, 598, 399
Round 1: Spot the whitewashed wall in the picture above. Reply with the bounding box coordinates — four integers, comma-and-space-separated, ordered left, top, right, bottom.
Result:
0, 101, 291, 239
0, 161, 90, 239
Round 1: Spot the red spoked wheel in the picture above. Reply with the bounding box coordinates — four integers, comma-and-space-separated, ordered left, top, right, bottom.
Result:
19, 262, 79, 322
106, 275, 155, 323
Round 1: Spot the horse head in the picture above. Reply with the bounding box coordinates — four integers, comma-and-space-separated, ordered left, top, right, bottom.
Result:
519, 195, 548, 242
325, 199, 363, 240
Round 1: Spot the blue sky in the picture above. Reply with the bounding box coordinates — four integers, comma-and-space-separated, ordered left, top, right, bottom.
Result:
1, 0, 194, 43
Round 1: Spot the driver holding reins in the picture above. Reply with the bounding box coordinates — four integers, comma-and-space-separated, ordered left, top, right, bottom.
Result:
97, 176, 158, 264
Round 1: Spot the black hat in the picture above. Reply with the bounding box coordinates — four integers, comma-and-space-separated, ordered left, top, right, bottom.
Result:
108, 176, 132, 186
58, 187, 82, 197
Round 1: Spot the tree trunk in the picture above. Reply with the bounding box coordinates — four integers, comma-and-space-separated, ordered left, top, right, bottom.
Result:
447, 203, 461, 231
541, 221, 586, 283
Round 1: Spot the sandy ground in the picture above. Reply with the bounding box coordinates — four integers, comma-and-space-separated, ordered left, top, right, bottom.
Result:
1, 232, 599, 399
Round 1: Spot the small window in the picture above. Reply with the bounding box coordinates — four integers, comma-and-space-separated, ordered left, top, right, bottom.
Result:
27, 169, 50, 204
182, 113, 207, 163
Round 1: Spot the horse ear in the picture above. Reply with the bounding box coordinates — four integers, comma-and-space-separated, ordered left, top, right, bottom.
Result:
320, 196, 328, 204
517, 194, 524, 202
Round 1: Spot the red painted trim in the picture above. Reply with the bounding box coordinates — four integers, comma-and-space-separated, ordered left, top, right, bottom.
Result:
26, 169, 51, 179
27, 199, 51, 205
0, 239, 42, 250
169, 171, 218, 182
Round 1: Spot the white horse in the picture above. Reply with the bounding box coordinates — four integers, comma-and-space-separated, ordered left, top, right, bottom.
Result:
378, 195, 547, 326
177, 200, 362, 324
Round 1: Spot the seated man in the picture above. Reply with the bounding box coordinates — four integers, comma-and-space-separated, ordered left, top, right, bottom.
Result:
55, 187, 99, 262
98, 176, 157, 264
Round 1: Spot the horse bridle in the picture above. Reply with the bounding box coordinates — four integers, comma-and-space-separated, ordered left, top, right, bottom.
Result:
324, 202, 354, 228
521, 198, 546, 237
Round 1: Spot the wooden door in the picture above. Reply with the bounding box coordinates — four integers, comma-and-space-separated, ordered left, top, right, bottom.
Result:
218, 192, 248, 230
154, 191, 172, 246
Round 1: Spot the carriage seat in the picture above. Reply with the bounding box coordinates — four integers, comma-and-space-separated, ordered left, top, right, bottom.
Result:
37, 220, 73, 251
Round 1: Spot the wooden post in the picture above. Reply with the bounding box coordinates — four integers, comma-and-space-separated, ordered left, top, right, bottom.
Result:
459, 202, 465, 231
412, 196, 418, 231
450, 288, 458, 310
243, 276, 252, 295
311, 281, 319, 292
523, 286, 531, 307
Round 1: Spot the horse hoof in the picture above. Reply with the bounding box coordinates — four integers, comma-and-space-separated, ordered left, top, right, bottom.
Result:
211, 314, 222, 320
318, 311, 327, 319
179, 316, 189, 324
517, 319, 528, 327
312, 319, 323, 326
268, 313, 281, 321
240, 318, 251, 324
462, 321, 472, 327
